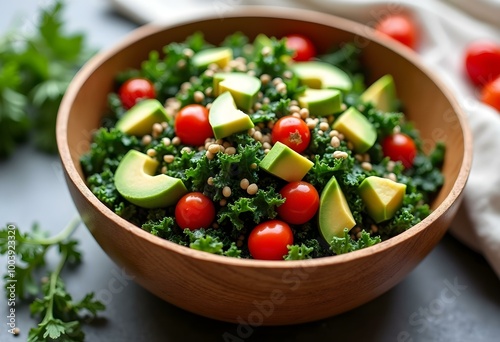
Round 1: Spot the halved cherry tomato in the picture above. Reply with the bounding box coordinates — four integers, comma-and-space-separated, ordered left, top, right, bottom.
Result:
271, 116, 311, 153
248, 220, 294, 260
175, 192, 215, 230
382, 133, 417, 169
119, 78, 156, 109
481, 76, 500, 111
285, 34, 317, 61
374, 14, 419, 50
175, 104, 213, 146
277, 181, 319, 225
464, 40, 500, 86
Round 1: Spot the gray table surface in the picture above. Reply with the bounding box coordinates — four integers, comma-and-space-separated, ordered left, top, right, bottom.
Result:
1, 1, 499, 341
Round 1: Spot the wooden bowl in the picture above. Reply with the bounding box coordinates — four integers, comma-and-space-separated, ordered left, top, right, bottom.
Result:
57, 7, 472, 325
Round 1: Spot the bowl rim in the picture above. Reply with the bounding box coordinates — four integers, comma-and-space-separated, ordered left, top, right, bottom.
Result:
57, 5, 473, 269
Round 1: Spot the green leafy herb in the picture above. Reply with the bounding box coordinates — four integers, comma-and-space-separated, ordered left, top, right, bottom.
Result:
285, 244, 314, 260
0, 219, 105, 341
329, 228, 382, 255
0, 1, 93, 157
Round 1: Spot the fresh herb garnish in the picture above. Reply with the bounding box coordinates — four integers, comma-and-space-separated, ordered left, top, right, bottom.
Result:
0, 218, 105, 341
0, 0, 93, 158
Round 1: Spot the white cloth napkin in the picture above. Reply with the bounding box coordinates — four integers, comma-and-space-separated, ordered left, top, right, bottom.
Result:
109, 0, 500, 278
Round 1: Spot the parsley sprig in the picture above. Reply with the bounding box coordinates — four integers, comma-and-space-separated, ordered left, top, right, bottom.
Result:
0, 218, 105, 341
0, 0, 93, 158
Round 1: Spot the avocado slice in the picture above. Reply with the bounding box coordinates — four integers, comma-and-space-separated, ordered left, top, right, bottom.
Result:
358, 176, 406, 223
259, 142, 313, 182
332, 107, 377, 153
192, 47, 233, 69
115, 99, 168, 137
209, 91, 254, 139
290, 61, 352, 93
360, 75, 397, 112
114, 150, 188, 209
298, 88, 343, 117
318, 176, 356, 243
213, 72, 262, 111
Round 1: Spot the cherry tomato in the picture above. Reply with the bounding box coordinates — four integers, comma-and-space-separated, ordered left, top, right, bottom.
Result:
175, 192, 215, 230
277, 181, 319, 225
175, 104, 213, 146
374, 14, 419, 50
285, 34, 317, 61
382, 133, 417, 169
481, 76, 500, 111
271, 116, 311, 153
464, 40, 500, 86
248, 220, 294, 260
119, 78, 156, 109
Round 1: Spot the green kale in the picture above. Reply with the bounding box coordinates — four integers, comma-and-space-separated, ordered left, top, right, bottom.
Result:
253, 37, 294, 77
80, 128, 140, 176
221, 31, 249, 59
140, 33, 210, 103
217, 189, 285, 233
405, 142, 446, 197
329, 228, 381, 255
142, 216, 176, 239
285, 244, 314, 260
318, 42, 363, 77
184, 229, 242, 257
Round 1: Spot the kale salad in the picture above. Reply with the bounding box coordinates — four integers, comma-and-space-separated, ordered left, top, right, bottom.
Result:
80, 32, 445, 260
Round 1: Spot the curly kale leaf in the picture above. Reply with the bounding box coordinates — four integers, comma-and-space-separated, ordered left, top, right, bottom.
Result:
140, 32, 210, 103
285, 244, 314, 260
318, 42, 363, 77
217, 189, 285, 231
253, 37, 294, 77
250, 98, 291, 123
142, 216, 177, 240
221, 31, 249, 59
80, 128, 140, 176
329, 229, 381, 255
184, 229, 242, 257
405, 142, 446, 196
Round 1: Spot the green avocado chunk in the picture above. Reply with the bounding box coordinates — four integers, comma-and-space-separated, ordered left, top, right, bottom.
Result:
298, 88, 343, 117
332, 106, 377, 153
192, 47, 233, 69
318, 176, 356, 243
358, 176, 406, 223
360, 74, 397, 112
115, 99, 168, 137
114, 150, 187, 209
213, 72, 262, 111
259, 142, 313, 182
290, 61, 352, 93
209, 91, 254, 139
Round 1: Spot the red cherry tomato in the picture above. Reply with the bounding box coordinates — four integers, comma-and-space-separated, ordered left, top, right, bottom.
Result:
277, 181, 319, 225
481, 76, 500, 112
285, 34, 317, 61
119, 78, 156, 109
175, 192, 215, 230
374, 14, 419, 50
248, 220, 294, 260
464, 40, 500, 86
175, 104, 213, 146
382, 133, 417, 169
271, 116, 311, 153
